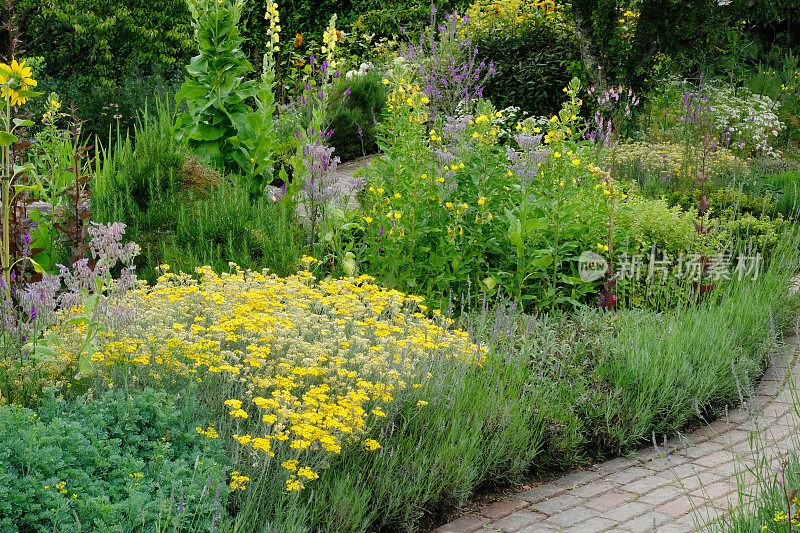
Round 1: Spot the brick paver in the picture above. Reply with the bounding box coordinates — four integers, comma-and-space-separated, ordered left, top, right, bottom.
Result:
436, 330, 800, 532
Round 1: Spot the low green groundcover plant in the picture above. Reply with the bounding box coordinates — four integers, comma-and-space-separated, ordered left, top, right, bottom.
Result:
0, 388, 231, 532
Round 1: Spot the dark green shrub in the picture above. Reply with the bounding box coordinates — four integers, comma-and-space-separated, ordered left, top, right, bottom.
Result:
11, 0, 190, 140
13, 0, 192, 86
326, 72, 387, 161
473, 19, 581, 115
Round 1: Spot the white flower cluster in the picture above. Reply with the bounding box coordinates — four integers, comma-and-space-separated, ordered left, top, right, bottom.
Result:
703, 81, 784, 157
345, 62, 374, 80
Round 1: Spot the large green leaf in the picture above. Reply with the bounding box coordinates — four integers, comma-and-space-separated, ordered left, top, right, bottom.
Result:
78, 350, 95, 376
25, 344, 60, 362
0, 131, 19, 147
190, 122, 229, 141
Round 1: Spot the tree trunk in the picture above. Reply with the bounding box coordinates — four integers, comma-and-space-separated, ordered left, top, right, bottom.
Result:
571, 0, 611, 97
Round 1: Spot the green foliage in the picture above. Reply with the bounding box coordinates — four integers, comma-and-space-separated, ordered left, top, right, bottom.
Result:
0, 388, 230, 532
13, 0, 192, 88
326, 72, 387, 161
477, 30, 580, 117
94, 101, 184, 221
348, 1, 434, 39
753, 171, 800, 218
470, 1, 581, 116
11, 0, 189, 140
613, 194, 725, 258
723, 212, 790, 260
92, 100, 302, 283
176, 0, 277, 190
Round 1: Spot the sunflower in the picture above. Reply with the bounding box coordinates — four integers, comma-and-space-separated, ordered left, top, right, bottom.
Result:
0, 57, 38, 106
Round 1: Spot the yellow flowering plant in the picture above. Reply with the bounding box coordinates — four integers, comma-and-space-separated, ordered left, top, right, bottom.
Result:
0, 56, 41, 298
51, 264, 486, 496
357, 76, 618, 310
466, 0, 566, 38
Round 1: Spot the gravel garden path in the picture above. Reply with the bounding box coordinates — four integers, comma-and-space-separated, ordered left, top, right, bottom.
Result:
437, 312, 800, 532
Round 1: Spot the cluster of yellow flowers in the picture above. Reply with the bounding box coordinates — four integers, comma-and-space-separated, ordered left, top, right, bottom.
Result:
52, 265, 485, 493
264, 1, 280, 54
41, 92, 65, 125
229, 470, 250, 491
385, 79, 429, 125
0, 57, 38, 106
467, 113, 502, 145
196, 423, 220, 439
321, 14, 340, 69
466, 0, 561, 35
618, 8, 639, 23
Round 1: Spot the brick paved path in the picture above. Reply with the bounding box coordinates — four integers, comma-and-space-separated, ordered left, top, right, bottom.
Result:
436, 333, 800, 533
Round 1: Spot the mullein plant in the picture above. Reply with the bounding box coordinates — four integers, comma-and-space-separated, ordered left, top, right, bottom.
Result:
176, 0, 277, 195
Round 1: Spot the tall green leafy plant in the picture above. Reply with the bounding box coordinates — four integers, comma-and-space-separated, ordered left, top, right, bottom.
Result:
176, 0, 277, 193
